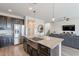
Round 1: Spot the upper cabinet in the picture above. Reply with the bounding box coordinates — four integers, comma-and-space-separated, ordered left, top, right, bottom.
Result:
11, 18, 24, 25
6, 17, 12, 29
0, 15, 24, 30
0, 15, 7, 30
20, 19, 24, 25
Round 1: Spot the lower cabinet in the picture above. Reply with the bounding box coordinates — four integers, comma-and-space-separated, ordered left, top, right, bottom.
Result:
26, 44, 50, 56
23, 38, 50, 56
0, 37, 3, 47
38, 44, 50, 56
23, 42, 27, 52
31, 47, 38, 56
27, 44, 38, 56
27, 44, 32, 56
0, 36, 13, 48
23, 37, 28, 52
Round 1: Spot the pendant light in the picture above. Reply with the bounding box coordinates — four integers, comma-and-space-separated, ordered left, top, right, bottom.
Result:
52, 3, 55, 22
32, 4, 37, 19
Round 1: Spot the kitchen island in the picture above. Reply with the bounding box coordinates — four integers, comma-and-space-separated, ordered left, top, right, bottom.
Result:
23, 36, 64, 56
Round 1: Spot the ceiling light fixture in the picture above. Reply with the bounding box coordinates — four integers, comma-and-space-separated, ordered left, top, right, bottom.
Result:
52, 18, 55, 21
8, 9, 12, 12
52, 3, 55, 22
29, 7, 33, 10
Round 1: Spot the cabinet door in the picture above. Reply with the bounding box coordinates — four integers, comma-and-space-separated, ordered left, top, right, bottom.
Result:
5, 37, 9, 46
11, 37, 14, 45
23, 37, 28, 52
19, 20, 24, 25
0, 36, 6, 48
27, 44, 32, 56
13, 18, 20, 24
3, 16, 7, 29
0, 37, 1, 47
38, 44, 50, 56
4, 36, 13, 47
8, 37, 11, 45
7, 17, 12, 29
0, 16, 7, 29
0, 16, 3, 28
23, 42, 27, 52
0, 37, 4, 47
31, 48, 38, 56
8, 36, 14, 46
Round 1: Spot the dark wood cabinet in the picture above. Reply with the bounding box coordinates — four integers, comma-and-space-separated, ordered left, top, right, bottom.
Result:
0, 15, 24, 29
0, 16, 7, 29
3, 16, 7, 29
0, 36, 14, 48
0, 15, 24, 48
27, 44, 32, 56
23, 38, 39, 56
11, 18, 24, 25
23, 37, 28, 52
19, 19, 24, 25
6, 36, 14, 46
38, 44, 50, 56
6, 17, 12, 29
23, 38, 51, 56
31, 47, 38, 56
0, 16, 3, 27
0, 36, 3, 47
27, 44, 38, 56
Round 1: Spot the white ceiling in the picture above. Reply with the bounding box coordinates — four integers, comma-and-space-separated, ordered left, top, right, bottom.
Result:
0, 3, 79, 21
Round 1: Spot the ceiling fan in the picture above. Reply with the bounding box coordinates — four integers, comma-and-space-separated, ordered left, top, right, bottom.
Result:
49, 3, 70, 23
49, 17, 70, 23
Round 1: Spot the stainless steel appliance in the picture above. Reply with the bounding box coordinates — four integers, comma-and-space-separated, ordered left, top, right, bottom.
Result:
14, 24, 21, 45
20, 25, 25, 44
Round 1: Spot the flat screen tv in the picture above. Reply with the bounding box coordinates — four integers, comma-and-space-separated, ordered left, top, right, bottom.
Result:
62, 25, 75, 31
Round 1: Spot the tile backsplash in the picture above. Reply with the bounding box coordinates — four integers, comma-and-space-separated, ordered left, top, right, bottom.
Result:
0, 30, 12, 35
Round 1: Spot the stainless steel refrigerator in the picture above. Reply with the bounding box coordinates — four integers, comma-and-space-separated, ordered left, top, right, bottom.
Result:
14, 24, 25, 45
14, 24, 21, 45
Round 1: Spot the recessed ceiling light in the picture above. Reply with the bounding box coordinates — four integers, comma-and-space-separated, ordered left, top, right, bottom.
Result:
29, 7, 32, 10
8, 9, 12, 12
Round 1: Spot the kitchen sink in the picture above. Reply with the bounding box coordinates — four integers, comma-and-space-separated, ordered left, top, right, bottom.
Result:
32, 37, 43, 41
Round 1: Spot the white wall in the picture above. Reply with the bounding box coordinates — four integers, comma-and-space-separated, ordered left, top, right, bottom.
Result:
34, 19, 45, 36
51, 19, 79, 36
44, 23, 51, 35
24, 16, 45, 37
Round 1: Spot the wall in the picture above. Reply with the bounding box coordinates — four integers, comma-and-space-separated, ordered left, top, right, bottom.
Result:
44, 22, 51, 35
51, 19, 79, 36
34, 19, 44, 36
24, 16, 45, 37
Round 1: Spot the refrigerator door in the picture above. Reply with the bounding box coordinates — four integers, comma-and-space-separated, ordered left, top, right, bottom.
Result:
14, 37, 20, 45
20, 25, 25, 44
21, 25, 25, 36
14, 24, 21, 45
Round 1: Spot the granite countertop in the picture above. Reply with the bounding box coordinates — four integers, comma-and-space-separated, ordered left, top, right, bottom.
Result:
28, 36, 64, 49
